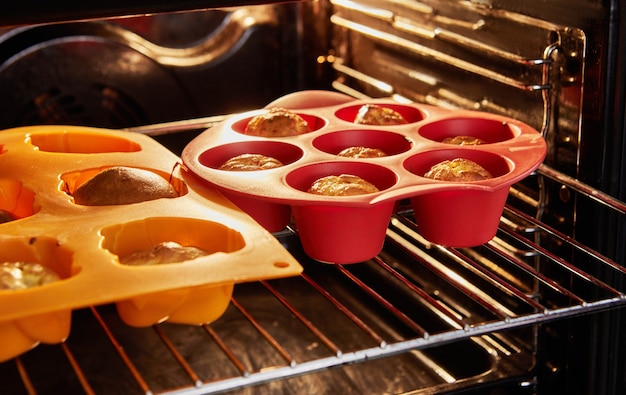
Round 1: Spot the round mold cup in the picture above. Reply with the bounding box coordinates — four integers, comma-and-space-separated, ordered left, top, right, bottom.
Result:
0, 236, 75, 362
198, 141, 303, 232
312, 129, 413, 157
335, 103, 425, 124
418, 117, 519, 144
404, 149, 514, 247
100, 217, 246, 327
231, 111, 326, 136
26, 130, 142, 153
0, 178, 38, 222
60, 165, 188, 205
285, 162, 398, 264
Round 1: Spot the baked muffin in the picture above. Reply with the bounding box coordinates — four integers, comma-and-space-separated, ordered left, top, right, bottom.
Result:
424, 158, 492, 181
0, 209, 16, 224
1, 261, 60, 290
245, 107, 311, 137
307, 174, 379, 196
72, 166, 178, 206
119, 241, 209, 266
442, 135, 485, 146
354, 104, 408, 125
219, 153, 284, 171
337, 146, 387, 158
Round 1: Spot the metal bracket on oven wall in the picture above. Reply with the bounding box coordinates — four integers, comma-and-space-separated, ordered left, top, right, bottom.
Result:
329, 0, 585, 132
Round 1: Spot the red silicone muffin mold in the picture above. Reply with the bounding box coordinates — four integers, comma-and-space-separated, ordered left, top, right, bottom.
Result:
182, 90, 547, 263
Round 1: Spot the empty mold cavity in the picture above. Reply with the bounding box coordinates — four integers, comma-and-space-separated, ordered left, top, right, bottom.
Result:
0, 178, 38, 221
312, 129, 413, 157
26, 130, 141, 153
100, 217, 246, 264
60, 165, 188, 205
335, 103, 425, 124
404, 149, 513, 180
0, 236, 75, 362
231, 111, 327, 135
418, 117, 519, 144
199, 141, 304, 170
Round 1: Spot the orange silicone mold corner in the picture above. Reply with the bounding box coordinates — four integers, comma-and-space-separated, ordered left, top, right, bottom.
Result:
0, 309, 72, 362
0, 236, 75, 362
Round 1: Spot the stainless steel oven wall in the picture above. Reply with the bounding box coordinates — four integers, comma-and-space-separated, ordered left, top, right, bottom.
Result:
321, 0, 625, 394
328, 0, 594, 225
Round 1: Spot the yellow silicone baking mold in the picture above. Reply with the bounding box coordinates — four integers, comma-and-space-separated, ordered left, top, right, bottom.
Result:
0, 125, 302, 362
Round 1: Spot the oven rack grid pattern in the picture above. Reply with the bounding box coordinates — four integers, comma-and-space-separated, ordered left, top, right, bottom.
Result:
5, 170, 626, 394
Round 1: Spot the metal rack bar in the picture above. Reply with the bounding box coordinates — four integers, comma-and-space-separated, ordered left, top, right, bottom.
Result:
372, 256, 471, 327
230, 297, 296, 367
260, 280, 343, 357
335, 264, 430, 336
153, 326, 203, 387
202, 325, 249, 377
385, 226, 520, 320
300, 272, 388, 347
499, 225, 624, 298
505, 204, 626, 275
14, 358, 36, 395
60, 342, 96, 395
89, 306, 152, 394
483, 241, 586, 305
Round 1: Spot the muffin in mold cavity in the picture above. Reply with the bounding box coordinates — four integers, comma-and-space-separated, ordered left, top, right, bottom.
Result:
199, 141, 303, 171
307, 174, 380, 196
313, 129, 412, 158
26, 130, 141, 153
404, 149, 512, 181
61, 166, 186, 206
101, 217, 246, 264
335, 103, 425, 125
0, 210, 16, 224
118, 241, 210, 266
232, 108, 326, 137
418, 117, 519, 144
0, 178, 38, 222
424, 158, 493, 182
0, 235, 75, 362
219, 154, 284, 171
101, 217, 245, 326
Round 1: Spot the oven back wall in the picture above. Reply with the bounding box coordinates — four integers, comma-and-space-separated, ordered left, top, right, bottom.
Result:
0, 4, 317, 130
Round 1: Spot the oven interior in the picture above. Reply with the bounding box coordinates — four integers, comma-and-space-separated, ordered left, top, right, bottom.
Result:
1, 1, 625, 394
